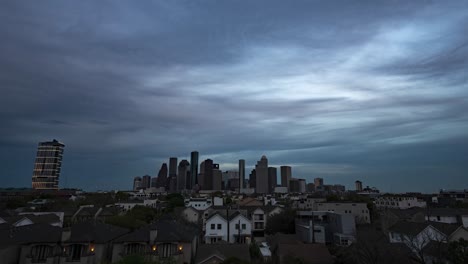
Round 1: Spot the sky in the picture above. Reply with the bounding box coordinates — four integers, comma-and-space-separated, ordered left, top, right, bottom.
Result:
1, 1, 467, 193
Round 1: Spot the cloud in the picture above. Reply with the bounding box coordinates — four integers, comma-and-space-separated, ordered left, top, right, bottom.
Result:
0, 0, 467, 192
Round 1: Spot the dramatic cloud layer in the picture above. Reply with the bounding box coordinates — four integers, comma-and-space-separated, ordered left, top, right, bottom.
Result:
1, 0, 467, 192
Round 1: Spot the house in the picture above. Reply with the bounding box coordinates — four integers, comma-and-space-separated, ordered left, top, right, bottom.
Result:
268, 234, 334, 264
295, 211, 356, 246
388, 220, 468, 262
237, 197, 263, 207
14, 223, 63, 264
3, 213, 62, 228
195, 244, 250, 264
112, 219, 199, 264
292, 196, 326, 210
60, 221, 129, 263
228, 211, 251, 243
115, 199, 158, 211
315, 202, 371, 224
425, 208, 468, 227
185, 197, 213, 210
204, 210, 253, 244
374, 195, 427, 209
379, 207, 426, 233
205, 212, 229, 244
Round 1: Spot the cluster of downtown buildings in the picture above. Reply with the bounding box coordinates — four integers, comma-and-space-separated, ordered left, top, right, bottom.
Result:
29, 139, 359, 195
132, 152, 336, 195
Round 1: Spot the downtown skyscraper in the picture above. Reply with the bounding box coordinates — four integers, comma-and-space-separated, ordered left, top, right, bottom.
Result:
32, 139, 65, 190
255, 155, 269, 194
190, 151, 199, 189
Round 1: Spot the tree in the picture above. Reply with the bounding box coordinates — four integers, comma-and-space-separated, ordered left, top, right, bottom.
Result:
265, 209, 296, 235
448, 238, 468, 264
165, 193, 184, 211
105, 205, 158, 230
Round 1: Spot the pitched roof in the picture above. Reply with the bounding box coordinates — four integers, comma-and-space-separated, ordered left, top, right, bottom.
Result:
277, 244, 334, 264
67, 221, 129, 243
0, 223, 62, 247
426, 208, 468, 217
429, 222, 464, 237
388, 221, 430, 236
195, 244, 251, 264
115, 219, 198, 243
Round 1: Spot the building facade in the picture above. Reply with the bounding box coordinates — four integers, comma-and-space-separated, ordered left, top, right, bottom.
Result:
32, 139, 65, 190
190, 151, 199, 189
239, 160, 245, 192
268, 167, 277, 194
255, 156, 268, 194
280, 166, 291, 191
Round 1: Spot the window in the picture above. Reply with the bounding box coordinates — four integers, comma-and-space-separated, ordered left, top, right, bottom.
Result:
159, 243, 177, 258
235, 224, 239, 230
31, 245, 52, 262
68, 244, 84, 261
217, 224, 222, 229
125, 243, 146, 255
437, 216, 441, 221
242, 224, 246, 229
211, 224, 215, 230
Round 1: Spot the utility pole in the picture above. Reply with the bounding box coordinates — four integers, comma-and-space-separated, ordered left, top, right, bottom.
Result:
311, 210, 315, 243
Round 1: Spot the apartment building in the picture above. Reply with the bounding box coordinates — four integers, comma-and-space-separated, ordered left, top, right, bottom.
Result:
315, 202, 371, 224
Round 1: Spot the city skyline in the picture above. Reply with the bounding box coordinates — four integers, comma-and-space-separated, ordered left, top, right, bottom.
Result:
1, 1, 468, 192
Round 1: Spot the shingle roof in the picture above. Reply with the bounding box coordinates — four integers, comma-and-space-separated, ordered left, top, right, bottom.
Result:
389, 221, 464, 237
0, 223, 62, 247
277, 244, 334, 264
388, 221, 430, 236
67, 221, 129, 243
426, 208, 468, 217
195, 244, 251, 264
429, 222, 464, 237
115, 219, 198, 243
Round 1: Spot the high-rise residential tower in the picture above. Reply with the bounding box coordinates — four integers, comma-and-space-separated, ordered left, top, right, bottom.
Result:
268, 167, 277, 194
32, 139, 65, 190
255, 155, 269, 194
177, 160, 190, 191
239, 159, 245, 192
280, 166, 292, 191
190, 151, 199, 188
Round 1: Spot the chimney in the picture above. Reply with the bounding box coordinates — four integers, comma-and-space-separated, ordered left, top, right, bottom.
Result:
62, 228, 71, 242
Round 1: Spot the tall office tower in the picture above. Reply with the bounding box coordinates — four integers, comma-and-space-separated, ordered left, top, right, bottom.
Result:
355, 180, 363, 192
133, 176, 142, 191
213, 167, 222, 191
169, 157, 178, 177
156, 163, 168, 188
177, 160, 190, 191
222, 171, 239, 190
199, 159, 214, 190
280, 166, 292, 191
151, 177, 158, 188
141, 175, 151, 189
298, 179, 306, 193
255, 155, 269, 194
32, 139, 65, 190
268, 167, 278, 194
190, 151, 199, 188
289, 178, 300, 193
314, 178, 324, 187
249, 169, 256, 189
239, 159, 245, 191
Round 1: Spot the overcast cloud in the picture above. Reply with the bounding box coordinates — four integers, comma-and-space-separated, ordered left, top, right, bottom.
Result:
1, 0, 467, 192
